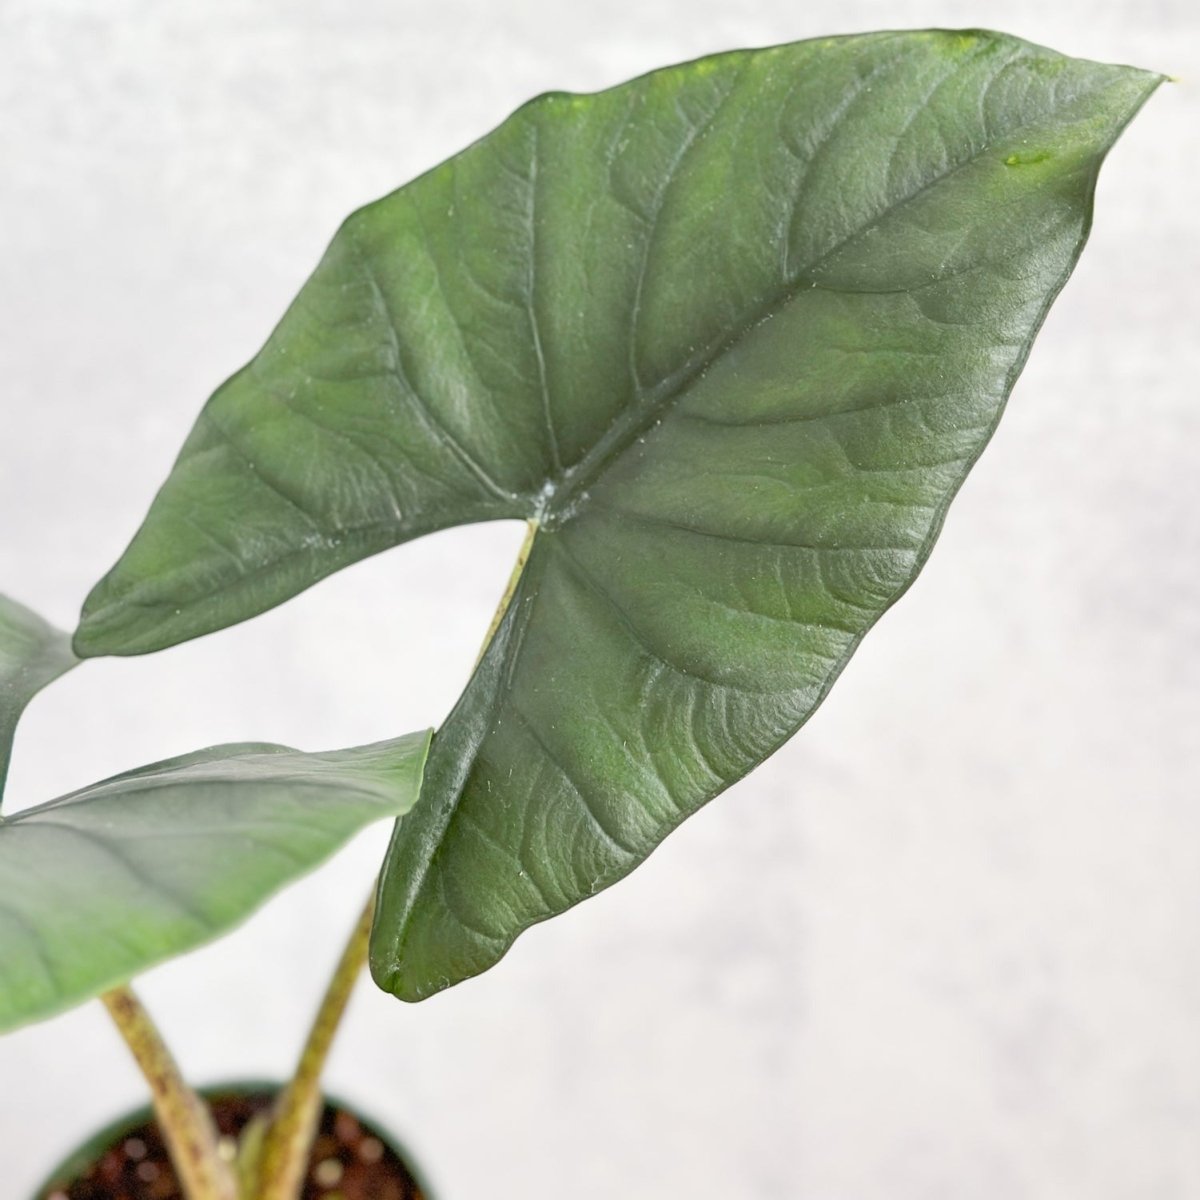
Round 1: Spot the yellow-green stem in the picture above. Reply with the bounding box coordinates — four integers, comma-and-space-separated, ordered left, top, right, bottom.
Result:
101, 986, 239, 1200
475, 518, 538, 665
250, 518, 540, 1200
251, 895, 374, 1200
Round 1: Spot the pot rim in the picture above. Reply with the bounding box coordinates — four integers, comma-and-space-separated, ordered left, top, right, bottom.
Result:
32, 1078, 434, 1199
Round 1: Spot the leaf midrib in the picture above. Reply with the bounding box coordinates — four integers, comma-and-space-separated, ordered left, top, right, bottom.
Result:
541, 58, 1115, 528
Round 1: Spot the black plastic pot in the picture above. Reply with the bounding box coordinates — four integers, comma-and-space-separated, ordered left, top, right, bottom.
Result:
33, 1082, 432, 1199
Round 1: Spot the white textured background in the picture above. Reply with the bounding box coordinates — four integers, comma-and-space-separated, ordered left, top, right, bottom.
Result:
0, 2, 1196, 1197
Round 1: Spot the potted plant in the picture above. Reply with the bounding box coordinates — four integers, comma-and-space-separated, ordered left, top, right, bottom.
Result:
0, 27, 1164, 1200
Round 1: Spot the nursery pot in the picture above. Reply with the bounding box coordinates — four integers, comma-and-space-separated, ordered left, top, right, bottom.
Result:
33, 1082, 432, 1200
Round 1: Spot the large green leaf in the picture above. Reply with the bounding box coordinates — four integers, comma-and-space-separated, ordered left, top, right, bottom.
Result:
71, 31, 1161, 1000
0, 595, 78, 802
0, 730, 430, 1032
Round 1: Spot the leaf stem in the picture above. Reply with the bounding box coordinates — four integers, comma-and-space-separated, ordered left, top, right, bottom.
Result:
248, 517, 540, 1199
475, 518, 538, 667
101, 985, 239, 1200
251, 894, 375, 1200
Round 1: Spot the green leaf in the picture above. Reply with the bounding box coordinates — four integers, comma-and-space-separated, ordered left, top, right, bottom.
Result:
0, 730, 430, 1032
0, 596, 78, 803
71, 31, 1161, 1000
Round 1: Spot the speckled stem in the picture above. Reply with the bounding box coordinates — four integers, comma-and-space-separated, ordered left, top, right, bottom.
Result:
101, 985, 239, 1200
251, 895, 374, 1200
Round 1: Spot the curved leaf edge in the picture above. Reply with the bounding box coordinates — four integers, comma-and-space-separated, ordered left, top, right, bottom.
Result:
0, 594, 79, 805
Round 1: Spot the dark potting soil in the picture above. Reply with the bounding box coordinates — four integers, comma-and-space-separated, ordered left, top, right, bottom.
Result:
42, 1091, 426, 1200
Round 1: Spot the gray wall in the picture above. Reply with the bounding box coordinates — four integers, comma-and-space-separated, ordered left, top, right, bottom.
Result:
1, 1, 1196, 1196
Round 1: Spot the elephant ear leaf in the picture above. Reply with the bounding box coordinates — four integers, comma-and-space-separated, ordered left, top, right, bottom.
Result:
0, 596, 78, 803
0, 730, 430, 1033
72, 31, 1162, 1001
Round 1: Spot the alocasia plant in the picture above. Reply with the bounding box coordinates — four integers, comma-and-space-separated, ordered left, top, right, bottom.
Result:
0, 28, 1161, 1200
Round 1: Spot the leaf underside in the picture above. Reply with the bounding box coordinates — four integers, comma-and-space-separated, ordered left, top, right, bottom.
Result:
71, 31, 1161, 1001
0, 731, 430, 1032
0, 595, 78, 803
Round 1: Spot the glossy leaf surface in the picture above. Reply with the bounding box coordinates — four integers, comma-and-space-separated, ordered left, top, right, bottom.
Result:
72, 32, 1160, 1000
0, 596, 77, 802
0, 730, 429, 1031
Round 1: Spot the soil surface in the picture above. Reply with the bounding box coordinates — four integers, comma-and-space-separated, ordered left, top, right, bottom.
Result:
41, 1091, 427, 1200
